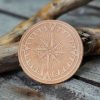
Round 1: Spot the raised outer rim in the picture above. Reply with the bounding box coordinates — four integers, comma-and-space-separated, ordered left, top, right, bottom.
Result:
18, 20, 83, 84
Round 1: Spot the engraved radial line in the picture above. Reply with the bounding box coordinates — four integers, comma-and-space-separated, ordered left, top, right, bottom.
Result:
52, 54, 60, 64
33, 33, 48, 48
32, 47, 47, 59
33, 48, 47, 51
39, 53, 47, 60
52, 41, 63, 50
51, 54, 60, 73
46, 54, 50, 71
40, 38, 48, 48
53, 41, 74, 52
24, 48, 33, 51
50, 31, 53, 48
33, 48, 47, 60
45, 54, 51, 78
54, 51, 65, 54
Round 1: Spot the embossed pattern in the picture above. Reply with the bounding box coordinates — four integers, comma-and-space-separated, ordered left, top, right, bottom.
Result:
18, 20, 83, 84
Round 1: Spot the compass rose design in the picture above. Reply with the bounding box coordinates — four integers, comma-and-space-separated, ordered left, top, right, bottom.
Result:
19, 20, 83, 84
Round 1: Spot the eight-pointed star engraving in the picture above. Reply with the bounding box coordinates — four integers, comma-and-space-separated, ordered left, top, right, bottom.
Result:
32, 31, 65, 70
19, 20, 83, 84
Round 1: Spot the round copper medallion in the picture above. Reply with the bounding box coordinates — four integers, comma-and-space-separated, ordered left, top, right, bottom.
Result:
18, 20, 83, 84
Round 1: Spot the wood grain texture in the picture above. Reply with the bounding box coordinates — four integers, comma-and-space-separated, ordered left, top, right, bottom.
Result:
1, 27, 100, 72
0, 42, 20, 73
0, 0, 100, 28
0, 0, 48, 17
0, 0, 92, 45
0, 0, 100, 84
0, 14, 22, 36
76, 55, 100, 83
0, 0, 100, 99
0, 71, 100, 100
0, 0, 99, 18
0, 0, 93, 74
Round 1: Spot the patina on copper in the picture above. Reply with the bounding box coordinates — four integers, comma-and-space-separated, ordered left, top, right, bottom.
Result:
18, 20, 83, 84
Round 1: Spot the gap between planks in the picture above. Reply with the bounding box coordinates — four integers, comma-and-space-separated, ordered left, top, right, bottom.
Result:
0, 9, 28, 20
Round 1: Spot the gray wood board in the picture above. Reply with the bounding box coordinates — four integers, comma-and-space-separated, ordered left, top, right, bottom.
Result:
0, 0, 99, 17
0, 0, 100, 27
0, 0, 49, 17
76, 56, 100, 83
0, 13, 23, 36
0, 71, 100, 100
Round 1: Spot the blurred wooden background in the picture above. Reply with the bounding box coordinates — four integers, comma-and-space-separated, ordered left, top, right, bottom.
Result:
0, 0, 100, 100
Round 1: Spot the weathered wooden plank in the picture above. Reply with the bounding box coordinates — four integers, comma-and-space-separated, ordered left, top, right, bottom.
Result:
0, 0, 49, 17
0, 0, 99, 18
0, 0, 99, 28
0, 13, 23, 36
89, 0, 100, 8
0, 71, 100, 100
59, 13, 100, 27
0, 1, 97, 27
76, 56, 100, 83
